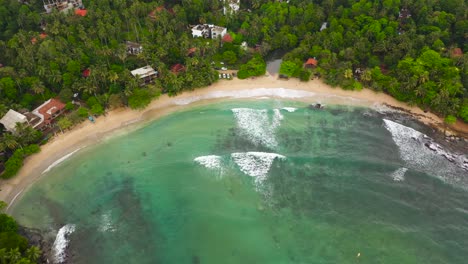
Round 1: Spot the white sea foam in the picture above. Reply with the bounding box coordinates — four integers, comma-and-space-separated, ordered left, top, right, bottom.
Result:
231, 152, 285, 185
383, 119, 467, 187
391, 167, 408, 182
273, 109, 284, 127
52, 224, 76, 264
383, 119, 425, 164
99, 211, 116, 233
42, 148, 84, 174
232, 108, 283, 148
194, 155, 222, 170
173, 88, 315, 105
372, 103, 402, 114
281, 107, 297, 112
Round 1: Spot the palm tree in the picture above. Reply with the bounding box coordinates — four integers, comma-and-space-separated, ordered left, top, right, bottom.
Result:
26, 246, 41, 263
360, 69, 372, 83
2, 133, 19, 150
6, 248, 21, 263
414, 86, 427, 98
31, 80, 45, 99
15, 123, 39, 146
108, 71, 119, 84
418, 71, 429, 84
344, 69, 353, 79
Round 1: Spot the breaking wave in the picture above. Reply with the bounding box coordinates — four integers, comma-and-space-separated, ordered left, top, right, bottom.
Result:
391, 167, 408, 182
231, 152, 285, 185
383, 119, 467, 187
281, 107, 297, 112
232, 108, 283, 148
173, 88, 315, 105
43, 148, 84, 174
52, 224, 76, 264
194, 155, 222, 170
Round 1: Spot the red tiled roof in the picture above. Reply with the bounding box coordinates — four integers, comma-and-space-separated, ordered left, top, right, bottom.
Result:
171, 64, 185, 74
149, 6, 174, 18
187, 47, 197, 56
222, 33, 233, 43
82, 68, 91, 78
36, 98, 66, 125
305, 58, 318, 66
39, 33, 47, 39
31, 37, 37, 44
75, 9, 87, 17
452, 48, 463, 57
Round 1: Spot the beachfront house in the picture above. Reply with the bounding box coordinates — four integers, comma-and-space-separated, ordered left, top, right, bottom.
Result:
42, 0, 83, 14
28, 98, 66, 131
0, 110, 28, 133
304, 58, 318, 68
126, 41, 143, 55
191, 24, 227, 40
131, 66, 158, 85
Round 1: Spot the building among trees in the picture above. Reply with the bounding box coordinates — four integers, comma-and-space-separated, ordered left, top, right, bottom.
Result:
304, 58, 318, 68
131, 66, 158, 85
223, 0, 240, 15
191, 24, 227, 39
42, 0, 83, 14
0, 110, 28, 133
30, 98, 66, 130
126, 41, 143, 55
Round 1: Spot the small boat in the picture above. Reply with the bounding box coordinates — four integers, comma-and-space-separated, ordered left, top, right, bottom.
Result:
88, 116, 95, 123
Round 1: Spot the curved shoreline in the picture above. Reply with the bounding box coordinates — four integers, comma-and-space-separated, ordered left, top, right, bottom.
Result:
1, 76, 466, 210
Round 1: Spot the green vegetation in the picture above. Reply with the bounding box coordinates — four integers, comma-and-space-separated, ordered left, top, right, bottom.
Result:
445, 115, 457, 125
2, 145, 40, 179
0, 0, 465, 119
237, 55, 266, 79
0, 202, 41, 263
279, 60, 302, 78
128, 88, 153, 109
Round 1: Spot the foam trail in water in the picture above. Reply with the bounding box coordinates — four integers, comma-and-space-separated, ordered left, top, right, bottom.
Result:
99, 211, 116, 233
232, 108, 283, 148
42, 147, 84, 174
194, 155, 222, 170
391, 167, 408, 182
173, 88, 315, 105
281, 107, 297, 112
52, 224, 76, 264
231, 152, 285, 185
383, 119, 467, 187
273, 109, 284, 127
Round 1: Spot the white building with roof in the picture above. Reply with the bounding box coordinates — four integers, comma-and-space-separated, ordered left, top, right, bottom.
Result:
42, 0, 83, 13
223, 0, 240, 15
191, 24, 227, 39
0, 110, 28, 133
131, 66, 158, 85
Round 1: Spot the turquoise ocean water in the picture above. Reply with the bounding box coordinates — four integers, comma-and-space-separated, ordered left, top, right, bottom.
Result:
11, 100, 468, 263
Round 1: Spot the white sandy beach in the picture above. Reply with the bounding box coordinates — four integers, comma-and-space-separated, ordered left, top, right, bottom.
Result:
1, 76, 467, 208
